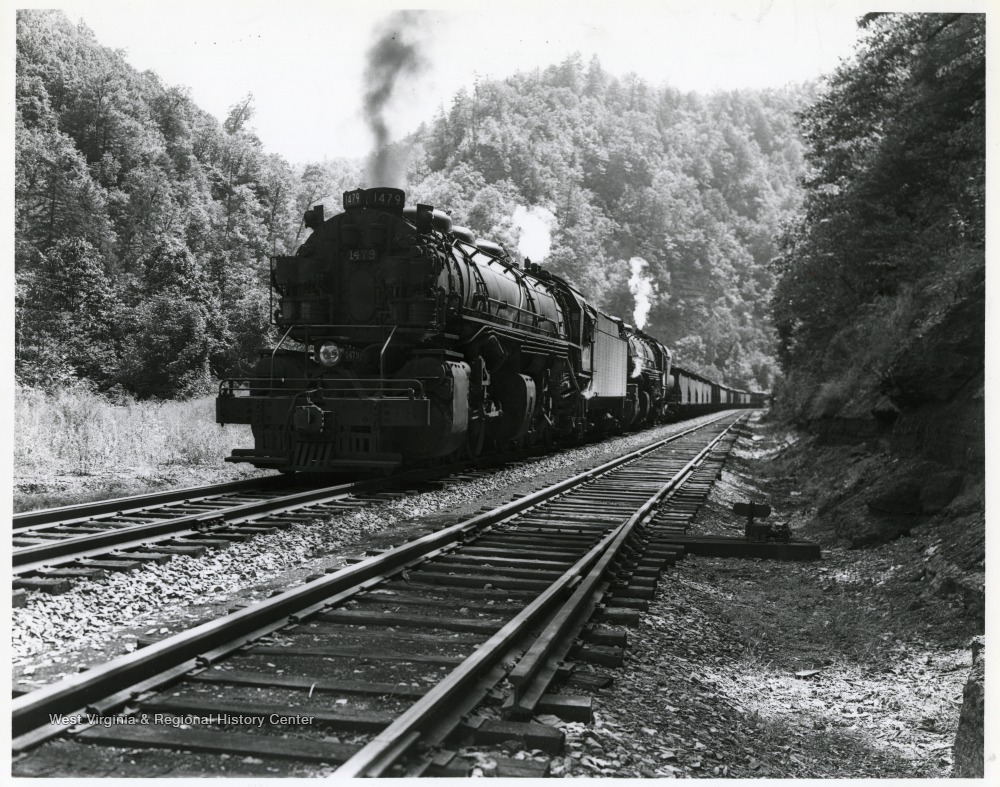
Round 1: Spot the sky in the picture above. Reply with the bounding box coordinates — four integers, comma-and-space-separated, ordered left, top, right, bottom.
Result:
8, 0, 978, 166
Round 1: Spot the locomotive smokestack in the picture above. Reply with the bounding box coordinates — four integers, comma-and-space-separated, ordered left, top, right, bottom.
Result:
363, 11, 429, 188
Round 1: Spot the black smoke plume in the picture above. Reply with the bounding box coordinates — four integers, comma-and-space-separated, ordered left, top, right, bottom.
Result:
363, 11, 429, 188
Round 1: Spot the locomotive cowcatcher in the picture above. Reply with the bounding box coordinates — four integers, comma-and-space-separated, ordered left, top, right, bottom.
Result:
216, 187, 678, 472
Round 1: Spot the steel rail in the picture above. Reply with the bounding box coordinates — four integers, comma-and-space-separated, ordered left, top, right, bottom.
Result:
13, 475, 291, 530
12, 412, 740, 573
506, 417, 742, 715
13, 494, 352, 577
12, 478, 369, 567
14, 452, 501, 570
332, 414, 744, 777
334, 529, 616, 777
12, 413, 735, 747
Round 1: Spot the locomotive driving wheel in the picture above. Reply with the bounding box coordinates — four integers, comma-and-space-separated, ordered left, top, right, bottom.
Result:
638, 390, 651, 424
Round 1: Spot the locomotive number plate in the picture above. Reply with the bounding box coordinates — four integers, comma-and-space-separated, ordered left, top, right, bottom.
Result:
346, 249, 377, 261
366, 188, 404, 208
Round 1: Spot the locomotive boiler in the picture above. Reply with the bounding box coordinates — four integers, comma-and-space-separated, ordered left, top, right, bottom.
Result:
216, 187, 745, 473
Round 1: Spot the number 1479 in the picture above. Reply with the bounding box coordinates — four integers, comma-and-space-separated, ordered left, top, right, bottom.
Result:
346, 250, 376, 261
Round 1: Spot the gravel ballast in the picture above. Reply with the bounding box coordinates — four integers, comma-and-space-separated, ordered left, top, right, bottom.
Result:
13, 410, 978, 778
539, 413, 977, 778
12, 414, 727, 691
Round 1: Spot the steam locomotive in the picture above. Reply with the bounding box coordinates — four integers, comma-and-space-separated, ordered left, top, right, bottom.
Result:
216, 187, 762, 472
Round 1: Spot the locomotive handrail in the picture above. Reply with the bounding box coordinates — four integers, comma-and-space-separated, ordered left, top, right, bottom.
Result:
462, 300, 559, 338
270, 324, 429, 334
269, 324, 296, 380
458, 314, 579, 352
479, 295, 559, 328
504, 253, 542, 328
378, 325, 397, 383
464, 250, 560, 336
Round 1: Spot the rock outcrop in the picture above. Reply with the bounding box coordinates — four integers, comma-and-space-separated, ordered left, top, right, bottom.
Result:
951, 636, 984, 777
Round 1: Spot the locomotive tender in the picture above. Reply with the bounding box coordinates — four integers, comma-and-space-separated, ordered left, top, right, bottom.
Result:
216, 187, 760, 472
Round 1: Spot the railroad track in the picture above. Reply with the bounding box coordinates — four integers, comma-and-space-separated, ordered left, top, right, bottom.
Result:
13, 459, 537, 597
11, 416, 730, 598
13, 411, 745, 778
12, 475, 308, 531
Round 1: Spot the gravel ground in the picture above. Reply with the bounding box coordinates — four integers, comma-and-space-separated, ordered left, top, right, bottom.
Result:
14, 410, 980, 779
540, 412, 979, 778
12, 413, 727, 694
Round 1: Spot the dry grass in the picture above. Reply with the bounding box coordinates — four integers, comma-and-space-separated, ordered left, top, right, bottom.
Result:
13, 384, 259, 510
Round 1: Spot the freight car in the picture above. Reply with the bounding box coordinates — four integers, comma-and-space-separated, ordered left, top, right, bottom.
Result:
667, 365, 756, 417
216, 187, 761, 472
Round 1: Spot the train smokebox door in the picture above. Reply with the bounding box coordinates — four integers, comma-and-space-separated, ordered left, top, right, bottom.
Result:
734, 501, 772, 541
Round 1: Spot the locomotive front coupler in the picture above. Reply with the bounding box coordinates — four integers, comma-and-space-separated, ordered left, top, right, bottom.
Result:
293, 400, 326, 434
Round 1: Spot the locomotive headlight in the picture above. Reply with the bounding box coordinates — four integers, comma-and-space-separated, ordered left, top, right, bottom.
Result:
315, 341, 342, 367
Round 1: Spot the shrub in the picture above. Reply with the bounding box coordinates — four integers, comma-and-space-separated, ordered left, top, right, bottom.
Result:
14, 383, 250, 477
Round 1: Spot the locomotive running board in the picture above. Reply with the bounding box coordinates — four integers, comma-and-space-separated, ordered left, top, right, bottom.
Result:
225, 451, 288, 467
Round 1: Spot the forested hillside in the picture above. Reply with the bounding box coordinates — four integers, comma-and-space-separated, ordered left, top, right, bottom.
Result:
15, 9, 815, 398
405, 57, 813, 389
14, 10, 299, 397
770, 12, 985, 419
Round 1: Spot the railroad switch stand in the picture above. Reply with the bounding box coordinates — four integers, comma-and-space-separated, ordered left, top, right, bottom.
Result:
659, 501, 816, 561
733, 501, 788, 542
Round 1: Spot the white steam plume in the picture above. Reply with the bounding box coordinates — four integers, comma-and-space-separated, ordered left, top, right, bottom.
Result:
628, 256, 656, 330
363, 11, 429, 188
512, 205, 556, 262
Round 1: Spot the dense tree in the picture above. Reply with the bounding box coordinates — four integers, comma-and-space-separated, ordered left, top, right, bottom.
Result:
120, 294, 216, 398
403, 59, 811, 388
15, 116, 115, 265
14, 10, 299, 396
15, 238, 120, 387
16, 10, 815, 396
771, 13, 985, 372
